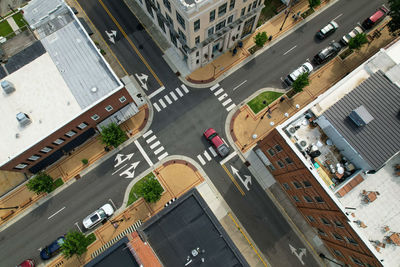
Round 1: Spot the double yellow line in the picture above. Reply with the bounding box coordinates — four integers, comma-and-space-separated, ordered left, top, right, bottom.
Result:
221, 164, 245, 196
97, 0, 163, 87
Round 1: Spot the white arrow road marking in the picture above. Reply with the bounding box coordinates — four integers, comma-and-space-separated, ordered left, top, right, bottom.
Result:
120, 161, 140, 178
48, 207, 65, 220
230, 166, 252, 191
105, 30, 117, 44
289, 244, 307, 265
135, 73, 149, 91
114, 153, 134, 167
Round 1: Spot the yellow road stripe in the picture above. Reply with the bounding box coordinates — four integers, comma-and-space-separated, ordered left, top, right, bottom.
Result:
228, 212, 268, 267
98, 0, 163, 87
73, 0, 128, 76
221, 164, 245, 196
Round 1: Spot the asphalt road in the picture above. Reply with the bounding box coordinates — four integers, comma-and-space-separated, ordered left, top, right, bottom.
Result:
1, 0, 388, 266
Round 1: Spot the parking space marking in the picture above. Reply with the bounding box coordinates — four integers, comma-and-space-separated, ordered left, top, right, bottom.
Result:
176, 87, 183, 97
154, 146, 165, 155
226, 103, 236, 112
48, 207, 66, 220
197, 155, 206, 165
143, 130, 153, 138
181, 84, 189, 93
158, 152, 169, 161
210, 83, 220, 91
209, 146, 217, 157
146, 135, 157, 144
203, 151, 211, 161
159, 98, 166, 108
218, 93, 228, 101
75, 222, 82, 232
214, 88, 224, 96
164, 95, 172, 104
170, 91, 178, 101
134, 140, 154, 166
222, 98, 232, 106
150, 140, 161, 149
153, 102, 161, 112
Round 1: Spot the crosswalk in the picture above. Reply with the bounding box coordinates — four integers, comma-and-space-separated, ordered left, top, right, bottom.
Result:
153, 84, 189, 112
210, 83, 236, 112
142, 130, 168, 161
197, 146, 218, 166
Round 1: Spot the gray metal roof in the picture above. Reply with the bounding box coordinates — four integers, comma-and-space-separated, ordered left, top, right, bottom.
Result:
23, 0, 65, 29
323, 71, 400, 170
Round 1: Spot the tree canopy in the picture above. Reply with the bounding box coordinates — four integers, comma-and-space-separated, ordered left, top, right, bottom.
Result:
308, 0, 321, 9
388, 0, 400, 35
26, 172, 54, 194
137, 177, 164, 203
61, 231, 89, 258
292, 72, 310, 93
100, 123, 127, 148
254, 32, 268, 47
348, 33, 368, 50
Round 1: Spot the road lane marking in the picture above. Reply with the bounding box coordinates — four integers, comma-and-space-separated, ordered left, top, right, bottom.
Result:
153, 102, 161, 112
143, 130, 153, 138
220, 151, 237, 165
209, 146, 217, 157
203, 151, 211, 161
164, 95, 172, 104
222, 164, 245, 195
214, 88, 224, 96
233, 80, 247, 91
148, 86, 165, 99
210, 83, 220, 91
226, 103, 236, 112
48, 207, 66, 220
176, 87, 183, 97
283, 45, 297, 55
158, 98, 166, 108
222, 98, 232, 106
112, 164, 127, 175
154, 146, 165, 155
98, 0, 163, 87
146, 135, 157, 144
218, 93, 228, 101
158, 152, 168, 161
150, 140, 160, 149
181, 84, 189, 93
134, 140, 153, 166
333, 13, 343, 21
197, 155, 206, 165
170, 91, 178, 101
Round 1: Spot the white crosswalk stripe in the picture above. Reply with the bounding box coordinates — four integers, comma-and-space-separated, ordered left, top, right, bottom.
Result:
149, 141, 160, 149
146, 135, 157, 144
159, 98, 166, 108
222, 98, 232, 106
143, 130, 153, 138
208, 146, 217, 157
226, 103, 236, 112
210, 83, 220, 91
164, 95, 172, 104
197, 155, 206, 165
181, 84, 189, 93
203, 151, 211, 161
154, 146, 165, 155
218, 93, 228, 101
170, 91, 178, 101
176, 88, 183, 97
158, 152, 168, 161
153, 103, 161, 112
214, 88, 224, 96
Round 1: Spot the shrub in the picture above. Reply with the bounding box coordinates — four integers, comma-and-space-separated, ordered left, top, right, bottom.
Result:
137, 177, 163, 203
254, 31, 268, 47
26, 172, 54, 194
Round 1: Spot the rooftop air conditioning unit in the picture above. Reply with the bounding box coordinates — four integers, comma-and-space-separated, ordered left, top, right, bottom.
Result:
1, 80, 15, 94
16, 112, 32, 127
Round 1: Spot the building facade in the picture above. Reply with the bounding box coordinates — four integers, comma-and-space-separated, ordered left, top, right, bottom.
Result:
135, 0, 264, 71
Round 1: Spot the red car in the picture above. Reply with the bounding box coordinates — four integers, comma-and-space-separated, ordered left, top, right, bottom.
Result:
17, 259, 35, 267
203, 128, 230, 157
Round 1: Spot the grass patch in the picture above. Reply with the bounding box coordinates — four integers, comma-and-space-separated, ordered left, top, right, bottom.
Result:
0, 20, 13, 38
286, 89, 297, 99
301, 8, 315, 19
127, 172, 156, 206
52, 178, 64, 190
86, 233, 96, 246
339, 48, 354, 60
258, 0, 285, 25
247, 91, 283, 114
12, 12, 27, 28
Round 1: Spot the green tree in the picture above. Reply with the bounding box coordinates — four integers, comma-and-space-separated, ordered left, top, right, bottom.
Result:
61, 231, 89, 258
26, 172, 54, 194
348, 33, 368, 50
137, 177, 164, 203
100, 123, 127, 148
388, 0, 400, 35
292, 72, 310, 93
254, 31, 268, 47
308, 0, 321, 9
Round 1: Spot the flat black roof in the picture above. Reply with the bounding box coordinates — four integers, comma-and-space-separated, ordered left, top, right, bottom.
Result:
139, 189, 248, 267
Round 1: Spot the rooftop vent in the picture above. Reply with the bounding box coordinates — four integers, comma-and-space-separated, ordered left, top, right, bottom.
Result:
1, 80, 15, 94
16, 112, 32, 127
349, 105, 374, 127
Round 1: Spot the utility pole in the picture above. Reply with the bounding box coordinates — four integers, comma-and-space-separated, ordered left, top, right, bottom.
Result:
280, 0, 295, 31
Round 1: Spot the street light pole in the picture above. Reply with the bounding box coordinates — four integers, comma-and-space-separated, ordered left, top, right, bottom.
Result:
279, 0, 294, 31
260, 100, 271, 120
319, 253, 344, 266
0, 206, 19, 210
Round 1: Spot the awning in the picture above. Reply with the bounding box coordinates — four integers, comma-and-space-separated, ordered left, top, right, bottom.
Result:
96, 103, 138, 132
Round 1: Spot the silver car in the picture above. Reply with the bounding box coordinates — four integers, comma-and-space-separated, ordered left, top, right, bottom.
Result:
83, 203, 114, 229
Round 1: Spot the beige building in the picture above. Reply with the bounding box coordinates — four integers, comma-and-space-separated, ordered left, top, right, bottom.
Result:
135, 0, 264, 71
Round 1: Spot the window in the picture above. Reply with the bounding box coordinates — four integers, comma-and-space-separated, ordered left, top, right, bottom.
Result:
306, 215, 315, 222
304, 196, 313, 203
178, 29, 186, 44
320, 217, 331, 225
333, 249, 343, 257
317, 228, 326, 236
267, 148, 275, 156
156, 1, 160, 10
267, 164, 275, 171
229, 0, 235, 10
208, 27, 214, 37
215, 20, 226, 31
241, 7, 245, 16
292, 181, 302, 189
285, 157, 293, 164
157, 14, 166, 32
276, 160, 285, 168
195, 36, 200, 44
65, 130, 76, 137
303, 180, 312, 187
274, 144, 283, 152
247, 4, 251, 12
105, 105, 113, 112
196, 59, 199, 64
218, 3, 227, 17
91, 114, 100, 121
15, 163, 28, 169
332, 232, 343, 241
119, 96, 127, 103
351, 257, 364, 266
227, 14, 234, 24
28, 155, 41, 161
194, 19, 200, 32
292, 195, 300, 202
53, 138, 65, 145
315, 196, 324, 203
40, 146, 53, 153
334, 220, 344, 228
77, 122, 88, 130
176, 12, 185, 29
252, 0, 257, 9
209, 10, 216, 22
282, 183, 290, 190
196, 51, 199, 57
163, 0, 171, 12
346, 237, 358, 245
166, 14, 174, 27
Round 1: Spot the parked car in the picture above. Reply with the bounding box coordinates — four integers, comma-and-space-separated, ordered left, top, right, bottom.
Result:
40, 236, 65, 260
203, 128, 230, 157
316, 21, 338, 39
362, 6, 389, 30
341, 26, 364, 45
313, 42, 342, 65
83, 203, 114, 230
284, 62, 314, 86
17, 259, 35, 267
